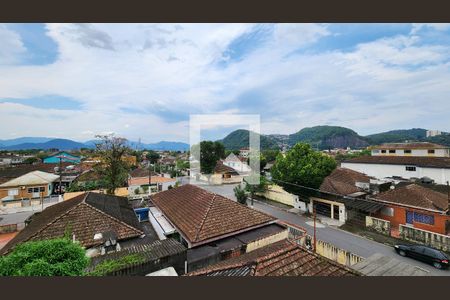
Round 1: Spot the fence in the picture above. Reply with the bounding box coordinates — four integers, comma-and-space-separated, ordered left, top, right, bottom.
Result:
314, 239, 364, 267
399, 224, 450, 252
366, 216, 391, 236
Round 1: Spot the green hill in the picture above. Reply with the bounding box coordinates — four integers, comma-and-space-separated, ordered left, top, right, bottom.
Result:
217, 129, 279, 150
288, 126, 369, 150
365, 128, 427, 144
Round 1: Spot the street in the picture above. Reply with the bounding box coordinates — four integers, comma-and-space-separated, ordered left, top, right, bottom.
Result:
190, 180, 450, 276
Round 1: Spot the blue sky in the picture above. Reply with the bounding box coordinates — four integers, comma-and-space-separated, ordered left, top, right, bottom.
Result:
1, 23, 450, 143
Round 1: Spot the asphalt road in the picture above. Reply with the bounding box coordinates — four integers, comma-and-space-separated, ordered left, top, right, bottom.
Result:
193, 181, 450, 276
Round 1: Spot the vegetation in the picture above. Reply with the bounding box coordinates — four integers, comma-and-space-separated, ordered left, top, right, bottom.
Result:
271, 143, 337, 194
365, 128, 427, 144
0, 238, 89, 276
244, 174, 269, 206
262, 149, 280, 163
334, 148, 371, 162
233, 185, 247, 206
23, 157, 40, 164
145, 150, 160, 164
94, 134, 131, 194
191, 141, 225, 174
87, 254, 145, 276
218, 129, 279, 150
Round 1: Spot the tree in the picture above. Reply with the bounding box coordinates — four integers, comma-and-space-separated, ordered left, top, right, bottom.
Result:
271, 143, 337, 194
262, 149, 280, 163
94, 134, 131, 194
244, 174, 269, 206
23, 157, 40, 164
191, 141, 225, 174
0, 238, 89, 276
233, 185, 247, 206
145, 150, 160, 164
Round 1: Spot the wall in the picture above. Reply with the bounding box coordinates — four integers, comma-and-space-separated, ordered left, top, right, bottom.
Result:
310, 197, 346, 223
374, 204, 449, 235
257, 184, 299, 208
0, 184, 52, 202
371, 148, 449, 157
245, 229, 289, 253
341, 162, 450, 185
314, 239, 364, 267
400, 225, 450, 252
366, 216, 391, 236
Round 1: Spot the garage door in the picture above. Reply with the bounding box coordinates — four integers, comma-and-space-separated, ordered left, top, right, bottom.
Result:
314, 201, 331, 218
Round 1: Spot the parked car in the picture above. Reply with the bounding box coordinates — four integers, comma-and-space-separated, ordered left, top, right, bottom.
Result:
394, 244, 449, 269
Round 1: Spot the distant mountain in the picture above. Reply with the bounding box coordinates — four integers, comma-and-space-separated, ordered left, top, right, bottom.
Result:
288, 126, 369, 150
218, 129, 279, 150
2, 139, 88, 150
0, 137, 54, 147
143, 141, 189, 151
365, 128, 428, 144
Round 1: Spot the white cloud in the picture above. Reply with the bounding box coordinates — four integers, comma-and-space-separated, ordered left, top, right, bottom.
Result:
0, 25, 26, 65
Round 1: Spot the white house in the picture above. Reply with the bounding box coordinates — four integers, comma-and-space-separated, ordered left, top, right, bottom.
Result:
0, 155, 24, 166
370, 142, 450, 158
223, 153, 251, 173
342, 156, 450, 185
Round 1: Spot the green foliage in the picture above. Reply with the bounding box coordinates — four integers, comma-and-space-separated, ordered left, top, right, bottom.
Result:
0, 238, 89, 276
288, 126, 368, 150
94, 134, 131, 194
191, 141, 225, 174
244, 174, 269, 197
262, 149, 280, 163
145, 150, 160, 164
23, 157, 40, 164
365, 128, 427, 144
233, 185, 247, 206
334, 148, 371, 162
88, 254, 145, 276
218, 129, 279, 150
271, 143, 337, 193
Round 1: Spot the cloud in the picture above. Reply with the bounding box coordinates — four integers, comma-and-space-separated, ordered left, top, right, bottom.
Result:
0, 23, 450, 141
0, 25, 26, 65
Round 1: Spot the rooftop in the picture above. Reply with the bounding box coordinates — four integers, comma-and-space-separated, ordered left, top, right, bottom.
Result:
129, 168, 158, 178
343, 155, 450, 169
187, 239, 360, 276
0, 170, 60, 188
320, 167, 372, 196
373, 142, 448, 150
375, 183, 449, 212
214, 160, 239, 175
0, 192, 144, 255
128, 176, 177, 186
151, 184, 275, 246
352, 253, 429, 276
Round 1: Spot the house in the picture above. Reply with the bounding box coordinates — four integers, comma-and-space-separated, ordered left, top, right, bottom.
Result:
370, 142, 449, 157
372, 183, 450, 236
0, 192, 146, 256
43, 151, 81, 164
312, 168, 384, 225
341, 155, 450, 185
0, 171, 60, 205
223, 153, 251, 173
0, 154, 24, 166
187, 239, 360, 276
426, 130, 442, 138
150, 184, 289, 272
239, 148, 250, 158
128, 176, 177, 195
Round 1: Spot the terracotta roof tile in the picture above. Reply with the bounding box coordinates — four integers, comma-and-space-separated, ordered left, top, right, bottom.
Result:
0, 192, 143, 255
214, 160, 239, 174
151, 184, 275, 245
375, 184, 449, 212
320, 168, 371, 196
187, 239, 360, 276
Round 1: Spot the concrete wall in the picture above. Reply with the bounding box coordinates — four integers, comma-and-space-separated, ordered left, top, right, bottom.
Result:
245, 229, 289, 253
366, 216, 391, 236
310, 197, 346, 223
400, 224, 450, 252
315, 239, 364, 267
341, 162, 450, 185
256, 184, 304, 210
0, 184, 53, 202
372, 148, 449, 157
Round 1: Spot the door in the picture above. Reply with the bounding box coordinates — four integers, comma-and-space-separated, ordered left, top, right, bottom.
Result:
314, 201, 331, 218
333, 205, 340, 220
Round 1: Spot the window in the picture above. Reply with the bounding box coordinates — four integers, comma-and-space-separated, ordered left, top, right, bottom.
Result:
381, 150, 386, 153
389, 150, 396, 153
372, 150, 379, 154
404, 150, 411, 154
381, 207, 394, 217
405, 166, 416, 171
8, 189, 19, 196
39, 187, 45, 192
428, 149, 435, 154
410, 211, 435, 225
27, 188, 33, 193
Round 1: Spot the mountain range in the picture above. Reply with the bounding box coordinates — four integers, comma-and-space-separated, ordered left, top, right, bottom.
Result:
1, 126, 449, 151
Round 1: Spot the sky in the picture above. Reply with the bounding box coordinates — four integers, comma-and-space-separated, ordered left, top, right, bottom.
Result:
1, 23, 450, 143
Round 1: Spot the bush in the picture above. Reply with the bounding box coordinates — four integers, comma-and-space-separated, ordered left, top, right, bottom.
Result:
0, 238, 89, 276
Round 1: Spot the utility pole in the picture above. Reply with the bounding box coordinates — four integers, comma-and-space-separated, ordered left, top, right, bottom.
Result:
313, 205, 317, 253
57, 155, 63, 195
447, 181, 449, 214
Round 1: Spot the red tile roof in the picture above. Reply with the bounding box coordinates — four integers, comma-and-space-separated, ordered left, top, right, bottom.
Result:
187, 239, 360, 276
343, 156, 450, 169
375, 184, 449, 212
128, 176, 176, 186
0, 192, 143, 255
214, 160, 239, 175
320, 168, 372, 196
151, 184, 275, 246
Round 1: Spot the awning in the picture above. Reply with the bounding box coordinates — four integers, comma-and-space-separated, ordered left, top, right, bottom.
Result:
342, 197, 385, 213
